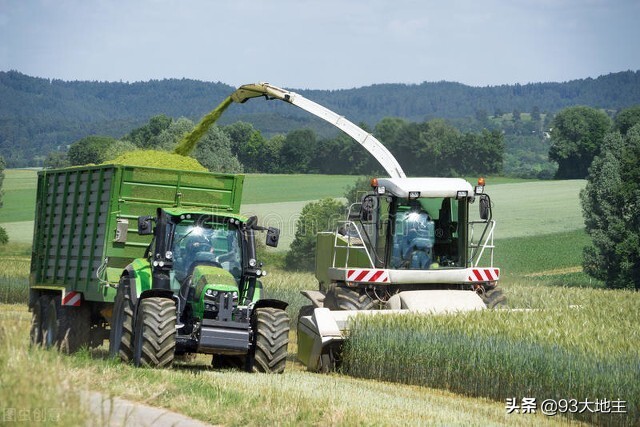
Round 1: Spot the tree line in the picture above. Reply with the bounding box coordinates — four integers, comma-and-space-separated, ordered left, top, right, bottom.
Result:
46, 114, 504, 178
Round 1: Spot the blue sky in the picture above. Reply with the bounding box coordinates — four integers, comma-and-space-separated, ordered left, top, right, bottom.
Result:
1, 0, 639, 89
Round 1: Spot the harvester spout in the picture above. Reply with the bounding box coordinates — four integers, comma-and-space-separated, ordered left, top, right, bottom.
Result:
231, 83, 406, 179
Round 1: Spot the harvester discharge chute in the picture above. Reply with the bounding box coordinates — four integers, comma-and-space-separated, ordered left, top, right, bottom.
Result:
178, 82, 505, 372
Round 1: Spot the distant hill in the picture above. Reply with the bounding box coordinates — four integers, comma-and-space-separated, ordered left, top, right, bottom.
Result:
1, 70, 640, 166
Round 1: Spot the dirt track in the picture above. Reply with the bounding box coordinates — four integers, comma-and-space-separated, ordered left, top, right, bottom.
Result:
84, 392, 215, 427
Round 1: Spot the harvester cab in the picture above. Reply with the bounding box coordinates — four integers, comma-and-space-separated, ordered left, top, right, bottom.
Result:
109, 207, 290, 372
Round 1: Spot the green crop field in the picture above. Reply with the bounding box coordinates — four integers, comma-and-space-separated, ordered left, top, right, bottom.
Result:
242, 173, 360, 204
1, 169, 637, 425
487, 180, 586, 238
0, 169, 38, 223
342, 288, 639, 426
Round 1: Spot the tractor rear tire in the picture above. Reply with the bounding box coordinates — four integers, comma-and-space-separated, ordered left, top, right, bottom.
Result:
481, 287, 507, 309
42, 295, 91, 353
324, 285, 375, 311
109, 277, 136, 362
250, 308, 289, 374
133, 297, 176, 368
30, 295, 49, 347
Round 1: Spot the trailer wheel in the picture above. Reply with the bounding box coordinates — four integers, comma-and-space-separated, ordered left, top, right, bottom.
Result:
42, 296, 91, 353
250, 308, 289, 374
324, 285, 375, 311
109, 277, 135, 362
133, 297, 176, 368
481, 286, 507, 309
30, 295, 50, 347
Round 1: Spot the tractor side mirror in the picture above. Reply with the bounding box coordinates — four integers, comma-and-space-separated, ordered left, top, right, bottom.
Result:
265, 227, 280, 248
137, 216, 154, 235
479, 194, 490, 221
360, 195, 377, 222
246, 215, 258, 229
348, 203, 362, 220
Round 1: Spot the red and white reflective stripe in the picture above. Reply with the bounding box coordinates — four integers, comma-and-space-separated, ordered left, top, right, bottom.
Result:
62, 291, 82, 306
346, 269, 390, 283
468, 268, 500, 282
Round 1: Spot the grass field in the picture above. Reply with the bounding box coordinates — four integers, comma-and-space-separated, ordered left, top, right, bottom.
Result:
0, 169, 38, 223
2, 169, 637, 425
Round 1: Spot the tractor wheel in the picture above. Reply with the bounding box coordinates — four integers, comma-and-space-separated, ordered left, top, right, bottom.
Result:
481, 286, 507, 309
109, 277, 136, 362
250, 307, 289, 374
42, 295, 91, 353
133, 297, 176, 368
30, 295, 50, 347
324, 285, 375, 311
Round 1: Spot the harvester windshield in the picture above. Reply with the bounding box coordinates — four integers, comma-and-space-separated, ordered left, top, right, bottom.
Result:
172, 219, 242, 284
387, 196, 466, 270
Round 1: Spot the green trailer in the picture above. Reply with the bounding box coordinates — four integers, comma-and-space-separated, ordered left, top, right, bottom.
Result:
29, 164, 289, 372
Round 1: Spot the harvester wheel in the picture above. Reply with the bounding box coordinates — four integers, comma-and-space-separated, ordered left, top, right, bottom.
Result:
30, 295, 50, 347
481, 286, 507, 309
297, 305, 314, 326
109, 277, 136, 362
133, 297, 176, 368
250, 308, 290, 373
42, 295, 91, 353
324, 285, 375, 311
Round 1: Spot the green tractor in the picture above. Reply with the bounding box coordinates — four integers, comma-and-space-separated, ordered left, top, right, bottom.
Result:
109, 207, 289, 372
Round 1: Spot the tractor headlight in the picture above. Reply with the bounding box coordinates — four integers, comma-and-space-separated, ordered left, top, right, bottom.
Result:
249, 258, 257, 267
408, 191, 420, 199
456, 190, 468, 200
204, 290, 220, 312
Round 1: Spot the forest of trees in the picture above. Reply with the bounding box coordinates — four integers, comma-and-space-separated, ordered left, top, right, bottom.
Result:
2, 70, 640, 173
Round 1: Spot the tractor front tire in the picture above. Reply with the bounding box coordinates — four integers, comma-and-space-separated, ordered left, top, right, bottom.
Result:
133, 297, 176, 368
481, 286, 507, 309
324, 285, 375, 311
251, 308, 289, 374
42, 295, 91, 353
109, 277, 136, 362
